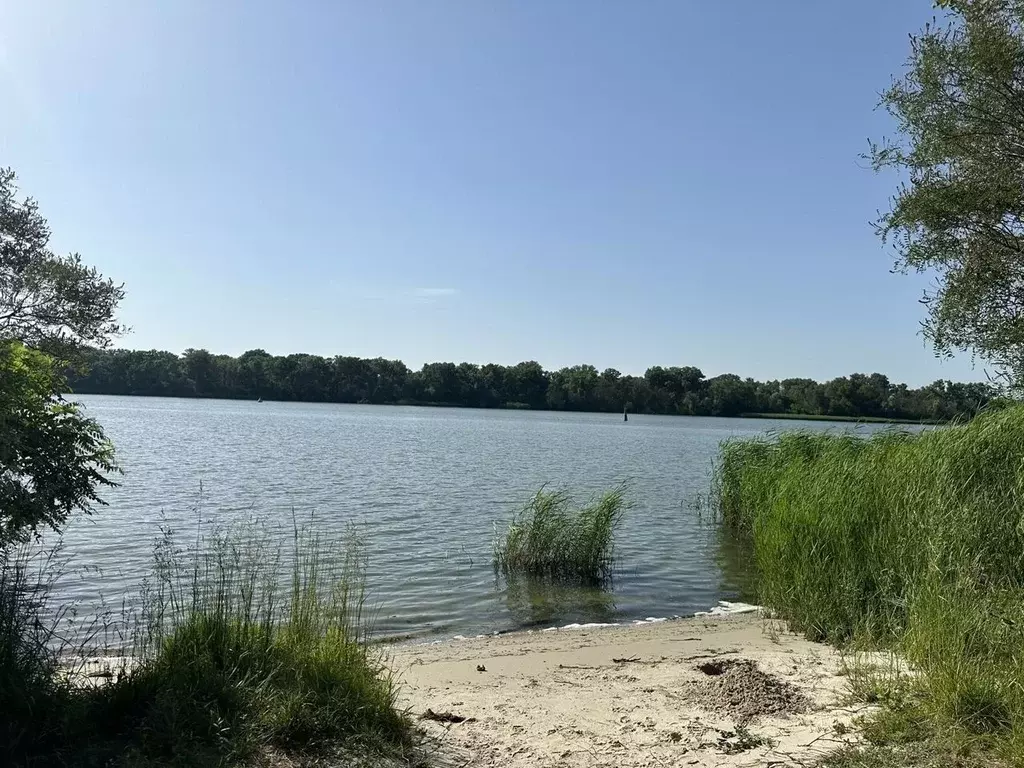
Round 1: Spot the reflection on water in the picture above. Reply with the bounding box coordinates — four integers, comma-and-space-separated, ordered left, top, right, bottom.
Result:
715, 528, 758, 605
500, 575, 618, 628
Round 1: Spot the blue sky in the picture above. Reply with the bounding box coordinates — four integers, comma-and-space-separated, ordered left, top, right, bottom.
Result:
0, 1, 983, 385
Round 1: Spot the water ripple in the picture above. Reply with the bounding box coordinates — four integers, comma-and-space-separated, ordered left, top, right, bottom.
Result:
53, 397, 895, 642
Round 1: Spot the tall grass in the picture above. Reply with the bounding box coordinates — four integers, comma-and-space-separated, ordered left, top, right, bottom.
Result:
0, 545, 78, 763
0, 520, 411, 766
712, 407, 1024, 758
117, 520, 409, 763
494, 485, 629, 581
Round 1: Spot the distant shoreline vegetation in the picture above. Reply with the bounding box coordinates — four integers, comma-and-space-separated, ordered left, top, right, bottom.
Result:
740, 412, 947, 425
66, 347, 1003, 423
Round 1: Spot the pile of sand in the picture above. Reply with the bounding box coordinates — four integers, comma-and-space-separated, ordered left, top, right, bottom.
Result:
687, 657, 810, 723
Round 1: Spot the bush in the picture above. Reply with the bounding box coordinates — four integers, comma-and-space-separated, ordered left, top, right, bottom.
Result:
494, 486, 629, 581
712, 407, 1024, 757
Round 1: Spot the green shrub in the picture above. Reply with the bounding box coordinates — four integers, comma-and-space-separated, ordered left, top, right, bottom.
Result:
494, 485, 628, 581
712, 406, 1024, 757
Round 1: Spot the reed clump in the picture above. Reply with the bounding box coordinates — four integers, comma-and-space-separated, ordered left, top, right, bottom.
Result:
712, 407, 1024, 760
494, 486, 629, 581
0, 521, 411, 767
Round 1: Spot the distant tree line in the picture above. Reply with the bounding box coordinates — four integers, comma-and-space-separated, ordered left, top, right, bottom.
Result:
66, 348, 1000, 422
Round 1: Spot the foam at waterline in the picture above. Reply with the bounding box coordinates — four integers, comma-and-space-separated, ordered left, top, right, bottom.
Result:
429, 602, 763, 644
695, 600, 760, 617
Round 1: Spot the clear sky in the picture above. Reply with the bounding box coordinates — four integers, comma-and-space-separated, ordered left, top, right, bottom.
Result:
0, 1, 984, 385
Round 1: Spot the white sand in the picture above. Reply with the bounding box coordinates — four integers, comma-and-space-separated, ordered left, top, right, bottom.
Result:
392, 611, 873, 767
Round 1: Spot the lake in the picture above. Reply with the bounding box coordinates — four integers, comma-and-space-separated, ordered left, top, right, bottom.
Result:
55, 396, 899, 644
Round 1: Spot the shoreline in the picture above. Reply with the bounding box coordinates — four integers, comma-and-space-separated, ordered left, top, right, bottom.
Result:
386, 600, 762, 648
66, 604, 886, 766
67, 601, 761, 669
390, 609, 877, 768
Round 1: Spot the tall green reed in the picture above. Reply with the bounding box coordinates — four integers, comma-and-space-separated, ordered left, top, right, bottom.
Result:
494, 485, 629, 582
114, 517, 410, 763
712, 407, 1024, 757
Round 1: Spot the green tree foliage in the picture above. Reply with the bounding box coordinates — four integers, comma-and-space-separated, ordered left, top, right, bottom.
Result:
0, 169, 125, 359
873, 1, 1024, 381
0, 170, 124, 542
68, 347, 998, 423
0, 342, 117, 542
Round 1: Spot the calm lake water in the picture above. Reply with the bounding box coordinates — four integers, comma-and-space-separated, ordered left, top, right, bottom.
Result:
56, 396, 899, 644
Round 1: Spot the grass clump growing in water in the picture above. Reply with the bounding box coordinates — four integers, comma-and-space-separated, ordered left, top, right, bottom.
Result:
712, 407, 1024, 763
494, 485, 629, 581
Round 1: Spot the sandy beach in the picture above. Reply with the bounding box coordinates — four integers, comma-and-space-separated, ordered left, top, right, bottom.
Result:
393, 609, 872, 767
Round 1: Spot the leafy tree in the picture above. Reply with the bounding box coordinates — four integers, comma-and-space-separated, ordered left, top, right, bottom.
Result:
597, 368, 624, 412
479, 363, 508, 408
872, 1, 1024, 381
823, 376, 857, 418
706, 374, 757, 417
0, 169, 125, 358
0, 171, 124, 542
547, 365, 600, 411
331, 356, 375, 402
645, 366, 706, 414
238, 349, 273, 398
507, 361, 548, 409
781, 378, 827, 415
182, 348, 216, 396
754, 380, 785, 414
456, 362, 483, 406
369, 358, 411, 403
420, 362, 460, 404
0, 342, 117, 543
